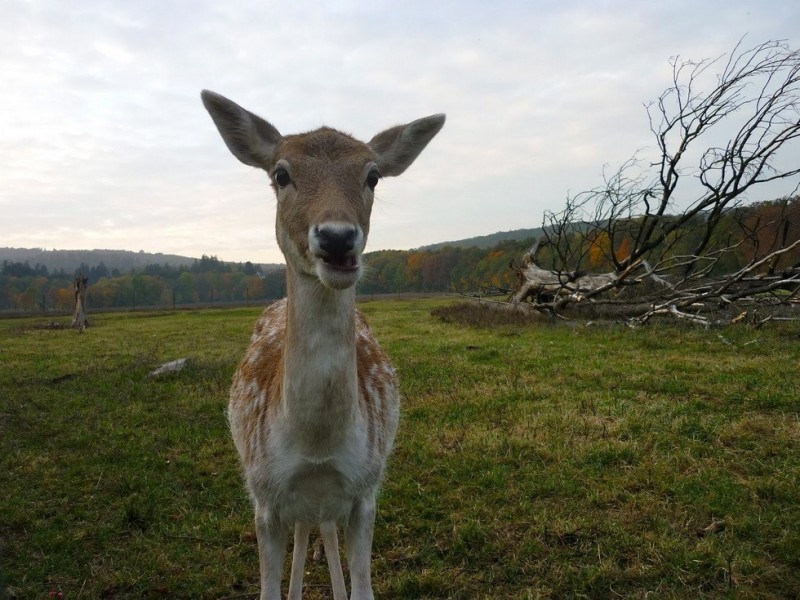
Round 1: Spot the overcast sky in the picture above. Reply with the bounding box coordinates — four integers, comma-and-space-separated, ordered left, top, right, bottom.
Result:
2, 0, 799, 264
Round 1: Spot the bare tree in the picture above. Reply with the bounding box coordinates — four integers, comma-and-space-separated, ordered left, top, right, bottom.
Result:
512, 39, 800, 326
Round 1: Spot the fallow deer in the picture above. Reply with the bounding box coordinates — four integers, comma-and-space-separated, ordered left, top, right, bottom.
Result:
201, 90, 444, 600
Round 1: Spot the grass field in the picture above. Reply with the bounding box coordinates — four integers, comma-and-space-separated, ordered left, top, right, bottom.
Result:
1, 298, 799, 599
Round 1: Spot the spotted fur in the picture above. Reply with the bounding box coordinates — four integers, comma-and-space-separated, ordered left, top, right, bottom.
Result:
229, 298, 400, 522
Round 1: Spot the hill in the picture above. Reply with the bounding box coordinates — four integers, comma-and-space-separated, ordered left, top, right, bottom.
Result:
0, 247, 281, 274
418, 227, 543, 251
0, 227, 546, 275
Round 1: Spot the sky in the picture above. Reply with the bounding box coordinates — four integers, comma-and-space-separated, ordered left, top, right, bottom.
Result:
2, 0, 799, 264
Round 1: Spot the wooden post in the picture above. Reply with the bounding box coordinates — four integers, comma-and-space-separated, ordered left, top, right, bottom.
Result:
72, 273, 89, 330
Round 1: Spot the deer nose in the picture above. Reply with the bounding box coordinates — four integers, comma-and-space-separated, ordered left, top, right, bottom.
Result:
314, 224, 358, 258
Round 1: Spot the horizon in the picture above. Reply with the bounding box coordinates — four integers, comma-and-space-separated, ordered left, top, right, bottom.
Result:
4, 192, 797, 267
1, 223, 545, 266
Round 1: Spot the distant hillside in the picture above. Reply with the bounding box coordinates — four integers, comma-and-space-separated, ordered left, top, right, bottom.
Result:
0, 247, 281, 274
418, 227, 543, 251
1, 227, 546, 276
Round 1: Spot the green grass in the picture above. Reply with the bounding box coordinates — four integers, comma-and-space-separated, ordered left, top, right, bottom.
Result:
1, 299, 799, 599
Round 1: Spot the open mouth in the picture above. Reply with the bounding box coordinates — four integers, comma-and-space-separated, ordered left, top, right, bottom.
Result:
320, 254, 359, 272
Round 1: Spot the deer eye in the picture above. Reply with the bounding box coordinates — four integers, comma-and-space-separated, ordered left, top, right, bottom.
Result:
366, 169, 380, 191
274, 167, 291, 188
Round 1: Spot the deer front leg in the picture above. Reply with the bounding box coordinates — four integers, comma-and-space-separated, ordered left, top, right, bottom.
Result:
320, 521, 348, 600
255, 505, 288, 600
345, 497, 376, 600
288, 522, 311, 600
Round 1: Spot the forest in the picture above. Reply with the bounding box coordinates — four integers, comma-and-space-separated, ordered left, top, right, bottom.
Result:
532, 197, 800, 278
0, 236, 531, 312
0, 255, 287, 312
0, 197, 797, 313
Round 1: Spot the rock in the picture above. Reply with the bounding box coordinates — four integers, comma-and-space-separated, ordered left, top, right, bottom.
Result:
149, 358, 188, 377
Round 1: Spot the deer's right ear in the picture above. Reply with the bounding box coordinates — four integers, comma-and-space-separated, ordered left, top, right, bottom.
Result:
201, 90, 282, 169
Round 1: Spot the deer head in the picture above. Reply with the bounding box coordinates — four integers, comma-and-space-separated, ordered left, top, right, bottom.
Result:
201, 90, 445, 290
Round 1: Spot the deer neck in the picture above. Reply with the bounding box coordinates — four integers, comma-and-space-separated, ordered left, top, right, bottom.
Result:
281, 263, 358, 451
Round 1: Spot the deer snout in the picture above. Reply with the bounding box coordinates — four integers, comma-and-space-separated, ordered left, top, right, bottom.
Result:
316, 224, 357, 258
310, 223, 362, 273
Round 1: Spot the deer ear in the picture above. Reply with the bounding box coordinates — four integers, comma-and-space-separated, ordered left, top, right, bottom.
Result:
368, 114, 445, 177
201, 90, 282, 168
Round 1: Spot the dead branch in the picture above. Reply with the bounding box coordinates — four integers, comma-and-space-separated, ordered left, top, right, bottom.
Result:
506, 39, 800, 326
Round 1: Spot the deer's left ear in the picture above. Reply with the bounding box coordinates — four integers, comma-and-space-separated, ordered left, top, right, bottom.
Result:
368, 114, 445, 177
201, 90, 282, 169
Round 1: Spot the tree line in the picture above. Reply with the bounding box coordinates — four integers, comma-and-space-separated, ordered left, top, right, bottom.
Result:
533, 197, 800, 278
1, 197, 796, 313
0, 255, 287, 312
0, 239, 534, 312
357, 238, 532, 295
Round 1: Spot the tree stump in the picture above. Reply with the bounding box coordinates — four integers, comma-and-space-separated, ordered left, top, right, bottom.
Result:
72, 273, 89, 330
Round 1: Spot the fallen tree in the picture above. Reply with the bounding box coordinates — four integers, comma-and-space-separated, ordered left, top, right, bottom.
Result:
509, 239, 627, 304
510, 234, 799, 326
507, 39, 800, 326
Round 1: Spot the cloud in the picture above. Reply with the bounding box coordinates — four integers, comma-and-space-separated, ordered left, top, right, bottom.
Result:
1, 0, 798, 262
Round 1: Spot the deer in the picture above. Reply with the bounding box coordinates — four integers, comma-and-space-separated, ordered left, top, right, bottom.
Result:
201, 90, 445, 600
